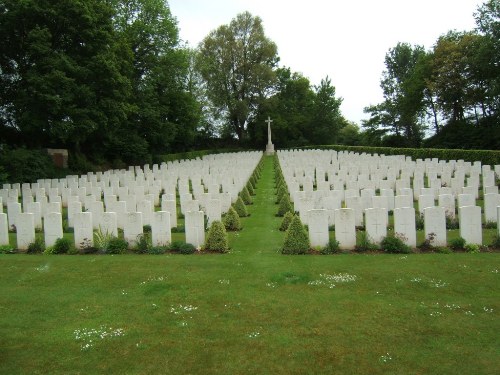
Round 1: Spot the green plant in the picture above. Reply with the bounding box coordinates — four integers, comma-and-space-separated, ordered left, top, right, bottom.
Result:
171, 225, 185, 233
276, 184, 287, 203
282, 215, 309, 255
95, 229, 113, 252
419, 232, 436, 251
27, 237, 45, 254
246, 181, 254, 196
148, 246, 168, 255
465, 243, 480, 253
321, 239, 340, 255
415, 213, 424, 230
133, 233, 152, 254
483, 221, 497, 229
277, 194, 293, 217
239, 186, 253, 205
169, 241, 196, 254
449, 237, 466, 251
79, 238, 98, 254
223, 207, 241, 231
279, 211, 294, 231
445, 215, 459, 230
434, 246, 452, 254
355, 232, 378, 252
106, 236, 128, 254
51, 237, 72, 254
204, 221, 229, 253
233, 197, 249, 217
143, 225, 152, 233
490, 234, 500, 249
380, 234, 412, 254
0, 244, 15, 254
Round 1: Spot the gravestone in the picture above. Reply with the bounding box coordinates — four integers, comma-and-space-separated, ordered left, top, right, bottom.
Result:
185, 210, 205, 248
137, 200, 153, 226
394, 194, 413, 209
16, 213, 35, 250
0, 213, 8, 245
345, 196, 363, 226
152, 211, 171, 247
458, 206, 482, 245
424, 207, 446, 247
334, 208, 356, 250
308, 209, 329, 248
438, 194, 455, 218
124, 212, 143, 246
161, 199, 177, 228
484, 193, 500, 223
394, 207, 416, 247
74, 212, 93, 249
44, 212, 63, 248
7, 202, 21, 230
418, 195, 435, 214
365, 208, 388, 244
26, 201, 42, 229
457, 193, 475, 208
100, 212, 118, 237
68, 201, 82, 228
206, 199, 222, 227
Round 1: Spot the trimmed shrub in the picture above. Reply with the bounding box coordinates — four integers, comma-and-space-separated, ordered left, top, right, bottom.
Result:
233, 197, 249, 217
170, 241, 197, 254
276, 184, 287, 203
223, 207, 241, 231
321, 239, 340, 255
133, 233, 152, 254
355, 232, 378, 252
204, 221, 229, 253
27, 237, 45, 254
0, 245, 15, 254
465, 243, 480, 253
148, 246, 168, 255
239, 186, 253, 205
381, 234, 412, 254
282, 215, 309, 255
445, 215, 459, 230
490, 234, 500, 249
106, 237, 128, 254
449, 237, 466, 250
246, 181, 255, 196
279, 211, 294, 231
277, 194, 293, 217
51, 237, 72, 254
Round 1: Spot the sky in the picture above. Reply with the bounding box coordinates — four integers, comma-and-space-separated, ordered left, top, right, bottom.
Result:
168, 0, 484, 125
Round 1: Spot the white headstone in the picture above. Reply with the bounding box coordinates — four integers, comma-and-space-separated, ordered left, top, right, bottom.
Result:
74, 212, 93, 249
44, 212, 63, 248
394, 207, 416, 247
457, 193, 475, 208
26, 201, 42, 229
16, 213, 35, 250
185, 210, 205, 248
418, 195, 435, 214
308, 209, 329, 248
137, 200, 153, 226
424, 206, 446, 247
0, 213, 8, 245
438, 194, 455, 218
206, 199, 222, 226
484, 193, 500, 223
345, 196, 363, 227
459, 206, 482, 245
152, 211, 171, 247
7, 202, 21, 231
99, 212, 118, 237
365, 208, 388, 245
124, 212, 143, 246
394, 194, 413, 209
334, 208, 356, 250
161, 199, 177, 228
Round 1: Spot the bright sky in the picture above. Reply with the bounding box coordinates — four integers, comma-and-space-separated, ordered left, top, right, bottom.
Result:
168, 0, 483, 125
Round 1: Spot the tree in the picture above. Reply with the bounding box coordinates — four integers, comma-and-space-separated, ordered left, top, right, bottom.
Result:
197, 11, 279, 141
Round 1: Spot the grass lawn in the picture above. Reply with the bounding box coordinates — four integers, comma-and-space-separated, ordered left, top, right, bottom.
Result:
1, 156, 499, 374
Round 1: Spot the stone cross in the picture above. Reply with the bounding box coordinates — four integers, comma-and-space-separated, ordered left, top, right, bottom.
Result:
265, 116, 275, 155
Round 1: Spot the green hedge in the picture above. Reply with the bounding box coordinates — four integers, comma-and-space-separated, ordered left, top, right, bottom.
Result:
160, 148, 258, 163
292, 145, 500, 166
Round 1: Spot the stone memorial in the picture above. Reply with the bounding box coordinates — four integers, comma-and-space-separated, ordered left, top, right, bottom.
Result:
185, 210, 205, 248
458, 206, 482, 245
308, 209, 329, 248
124, 212, 143, 246
44, 212, 63, 248
265, 116, 275, 155
424, 206, 446, 247
0, 213, 8, 245
16, 213, 35, 250
365, 208, 388, 244
74, 212, 93, 249
152, 211, 171, 247
394, 207, 417, 247
334, 208, 356, 250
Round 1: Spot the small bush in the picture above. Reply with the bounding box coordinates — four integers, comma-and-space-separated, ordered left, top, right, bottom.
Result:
246, 181, 255, 196
490, 234, 500, 249
233, 197, 249, 217
355, 232, 378, 252
321, 239, 340, 255
0, 244, 15, 254
171, 225, 185, 233
419, 232, 436, 251
79, 238, 98, 254
483, 221, 497, 229
449, 237, 466, 251
276, 185, 287, 203
445, 215, 459, 230
204, 221, 229, 253
282, 215, 309, 255
148, 246, 168, 255
415, 213, 424, 230
51, 237, 72, 254
434, 246, 452, 254
277, 194, 293, 217
133, 233, 152, 254
143, 225, 152, 233
381, 234, 412, 254
27, 237, 45, 254
239, 187, 253, 205
223, 207, 241, 231
106, 237, 128, 254
279, 211, 294, 231
170, 241, 196, 254
465, 243, 480, 253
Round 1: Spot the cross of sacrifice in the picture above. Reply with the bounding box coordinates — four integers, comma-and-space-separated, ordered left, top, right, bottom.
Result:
266, 116, 273, 144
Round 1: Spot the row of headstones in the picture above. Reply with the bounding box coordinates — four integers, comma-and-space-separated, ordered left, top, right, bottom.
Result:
306, 205, 499, 250
0, 209, 210, 250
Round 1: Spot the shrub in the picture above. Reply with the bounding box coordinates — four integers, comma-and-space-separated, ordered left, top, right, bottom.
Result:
0, 244, 15, 254
233, 197, 249, 217
276, 184, 287, 203
465, 243, 480, 253
380, 234, 412, 254
246, 181, 254, 196
279, 211, 294, 231
282, 215, 309, 255
170, 240, 196, 254
171, 225, 185, 233
239, 186, 253, 205
445, 215, 459, 230
355, 232, 378, 252
143, 225, 152, 233
277, 194, 293, 217
490, 234, 500, 249
95, 229, 113, 252
321, 239, 340, 255
483, 221, 497, 229
27, 237, 45, 254
434, 246, 452, 254
106, 236, 128, 254
419, 232, 436, 251
51, 237, 72, 254
133, 233, 152, 254
415, 213, 424, 230
148, 246, 168, 255
79, 238, 98, 254
223, 207, 241, 231
204, 221, 229, 253
449, 237, 466, 251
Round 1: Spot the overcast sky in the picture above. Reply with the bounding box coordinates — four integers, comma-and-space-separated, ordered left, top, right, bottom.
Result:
168, 0, 483, 125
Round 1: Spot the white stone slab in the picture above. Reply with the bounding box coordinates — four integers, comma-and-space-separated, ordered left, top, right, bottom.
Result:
365, 208, 388, 244
395, 194, 413, 208
25, 201, 42, 229
438, 194, 455, 218
161, 199, 177, 228
16, 213, 35, 250
394, 207, 416, 247
484, 193, 500, 223
185, 210, 205, 248
334, 208, 356, 250
152, 211, 171, 247
44, 212, 63, 248
308, 209, 329, 248
457, 194, 475, 208
74, 212, 93, 249
0, 213, 8, 245
7, 202, 21, 231
418, 195, 435, 214
424, 207, 446, 247
99, 212, 118, 237
137, 200, 153, 226
459, 206, 482, 245
345, 196, 363, 227
124, 212, 143, 246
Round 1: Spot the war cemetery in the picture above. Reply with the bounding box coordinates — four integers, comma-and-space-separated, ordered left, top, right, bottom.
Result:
1, 1, 499, 374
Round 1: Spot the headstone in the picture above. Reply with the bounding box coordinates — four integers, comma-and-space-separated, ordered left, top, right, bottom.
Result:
137, 200, 153, 226
185, 210, 205, 248
206, 199, 222, 226
74, 212, 93, 249
99, 212, 118, 237
484, 193, 500, 223
345, 196, 363, 226
459, 206, 482, 245
152, 211, 171, 247
308, 209, 329, 248
7, 202, 21, 231
44, 212, 63, 248
418, 195, 435, 214
0, 213, 8, 245
394, 207, 417, 247
68, 201, 82, 228
394, 194, 413, 209
334, 208, 356, 250
438, 194, 455, 218
424, 207, 446, 247
457, 193, 475, 208
365, 208, 388, 244
25, 201, 42, 229
124, 212, 143, 246
161, 199, 177, 228
16, 213, 35, 250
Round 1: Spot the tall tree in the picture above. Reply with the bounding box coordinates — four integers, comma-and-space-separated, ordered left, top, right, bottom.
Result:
197, 11, 278, 140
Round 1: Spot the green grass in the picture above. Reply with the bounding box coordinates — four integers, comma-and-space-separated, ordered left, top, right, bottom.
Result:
0, 156, 499, 374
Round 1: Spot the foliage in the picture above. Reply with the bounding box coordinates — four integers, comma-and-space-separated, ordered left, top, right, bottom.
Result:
148, 246, 168, 255
483, 221, 497, 229
490, 234, 500, 248
223, 207, 241, 231
282, 215, 309, 255
0, 244, 15, 254
233, 197, 249, 218
204, 221, 229, 253
465, 243, 481, 253
133, 233, 152, 254
246, 181, 254, 196
355, 231, 379, 252
26, 237, 45, 254
0, 148, 63, 183
196, 11, 278, 140
449, 237, 466, 251
321, 239, 340, 255
169, 241, 196, 254
277, 194, 293, 217
380, 234, 412, 254
106, 236, 128, 254
51, 237, 72, 254
446, 215, 459, 230
279, 211, 294, 232
239, 186, 253, 205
